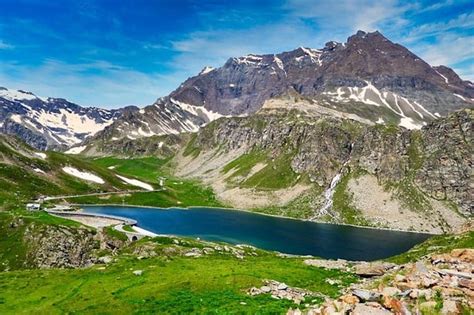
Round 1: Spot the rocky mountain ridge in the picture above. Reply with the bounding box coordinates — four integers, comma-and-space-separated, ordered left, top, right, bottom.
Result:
172, 108, 472, 233
89, 30, 474, 145
0, 87, 137, 150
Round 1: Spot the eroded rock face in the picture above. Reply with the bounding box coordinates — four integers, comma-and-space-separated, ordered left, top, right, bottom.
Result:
299, 248, 474, 315
414, 110, 473, 215
187, 109, 473, 217
23, 224, 99, 268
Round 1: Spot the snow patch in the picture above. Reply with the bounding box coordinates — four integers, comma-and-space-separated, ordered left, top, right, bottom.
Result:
170, 98, 225, 123
9, 114, 22, 123
65, 145, 87, 154
199, 66, 214, 75
399, 117, 422, 130
34, 152, 47, 159
62, 166, 105, 184
0, 88, 39, 101
434, 69, 449, 84
33, 168, 45, 174
116, 175, 153, 191
453, 94, 466, 101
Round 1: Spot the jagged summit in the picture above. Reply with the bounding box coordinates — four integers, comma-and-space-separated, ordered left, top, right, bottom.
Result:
0, 87, 129, 150
3, 31, 473, 150
84, 30, 473, 147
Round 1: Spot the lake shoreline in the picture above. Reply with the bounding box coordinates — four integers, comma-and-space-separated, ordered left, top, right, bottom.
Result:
74, 202, 438, 236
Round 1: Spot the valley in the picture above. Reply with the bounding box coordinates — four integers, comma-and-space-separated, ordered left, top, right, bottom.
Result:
0, 27, 473, 314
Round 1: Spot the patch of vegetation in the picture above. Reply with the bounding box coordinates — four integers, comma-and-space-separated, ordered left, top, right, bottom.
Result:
387, 230, 474, 264
0, 210, 85, 271
122, 225, 135, 232
91, 156, 169, 182
254, 185, 323, 219
332, 169, 371, 226
243, 152, 301, 190
69, 179, 223, 208
385, 131, 431, 213
182, 133, 201, 158
222, 149, 268, 178
0, 240, 357, 314
104, 226, 128, 242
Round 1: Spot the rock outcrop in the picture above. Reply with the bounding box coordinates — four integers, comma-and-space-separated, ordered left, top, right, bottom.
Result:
176, 108, 472, 231
296, 248, 474, 314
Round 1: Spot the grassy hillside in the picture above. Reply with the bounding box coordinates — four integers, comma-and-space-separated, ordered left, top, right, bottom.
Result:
0, 135, 222, 210
77, 156, 223, 208
0, 210, 357, 314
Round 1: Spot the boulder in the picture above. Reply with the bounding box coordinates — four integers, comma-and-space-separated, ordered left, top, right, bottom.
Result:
352, 289, 382, 302
441, 300, 459, 315
352, 303, 391, 315
97, 256, 113, 264
341, 294, 359, 305
381, 286, 401, 297
451, 248, 474, 263
261, 286, 271, 293
458, 279, 474, 290
355, 262, 396, 277
394, 274, 406, 282
277, 283, 288, 290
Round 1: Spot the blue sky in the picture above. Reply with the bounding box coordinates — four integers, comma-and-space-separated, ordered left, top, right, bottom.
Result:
0, 0, 473, 108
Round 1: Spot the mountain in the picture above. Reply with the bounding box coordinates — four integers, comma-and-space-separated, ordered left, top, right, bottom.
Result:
172, 108, 473, 233
0, 87, 136, 150
0, 133, 157, 209
89, 30, 473, 145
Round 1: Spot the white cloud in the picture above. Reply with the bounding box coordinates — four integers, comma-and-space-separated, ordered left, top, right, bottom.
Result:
284, 0, 411, 33
405, 13, 474, 41
0, 39, 13, 49
0, 59, 169, 108
412, 33, 474, 68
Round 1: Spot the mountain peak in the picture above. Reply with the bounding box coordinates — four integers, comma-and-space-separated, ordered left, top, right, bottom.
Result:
199, 66, 215, 75
347, 30, 388, 45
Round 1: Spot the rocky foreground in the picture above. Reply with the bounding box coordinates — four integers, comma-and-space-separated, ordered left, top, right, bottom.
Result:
281, 249, 474, 314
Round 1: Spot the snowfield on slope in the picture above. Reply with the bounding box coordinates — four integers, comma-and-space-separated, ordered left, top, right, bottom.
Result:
62, 166, 105, 184
34, 152, 47, 159
65, 145, 87, 154
116, 174, 154, 191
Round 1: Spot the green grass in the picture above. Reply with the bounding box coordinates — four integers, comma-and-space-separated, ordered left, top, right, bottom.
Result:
253, 186, 323, 219
223, 150, 302, 190
222, 150, 268, 178
91, 156, 169, 182
0, 210, 86, 271
0, 244, 357, 314
332, 169, 371, 226
104, 226, 128, 242
387, 230, 474, 264
69, 179, 222, 208
82, 156, 223, 208
122, 225, 135, 232
183, 133, 201, 158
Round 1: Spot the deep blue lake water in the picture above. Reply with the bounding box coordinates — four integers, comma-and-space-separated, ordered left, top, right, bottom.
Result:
82, 206, 432, 261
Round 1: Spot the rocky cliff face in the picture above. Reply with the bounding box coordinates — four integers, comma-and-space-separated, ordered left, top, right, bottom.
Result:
175, 108, 472, 233
93, 30, 473, 145
23, 223, 99, 269
0, 87, 132, 150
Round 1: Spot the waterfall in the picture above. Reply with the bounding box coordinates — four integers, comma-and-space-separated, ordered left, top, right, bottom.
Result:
313, 143, 354, 220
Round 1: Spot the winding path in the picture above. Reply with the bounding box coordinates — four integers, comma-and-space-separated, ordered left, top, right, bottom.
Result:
43, 188, 164, 201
